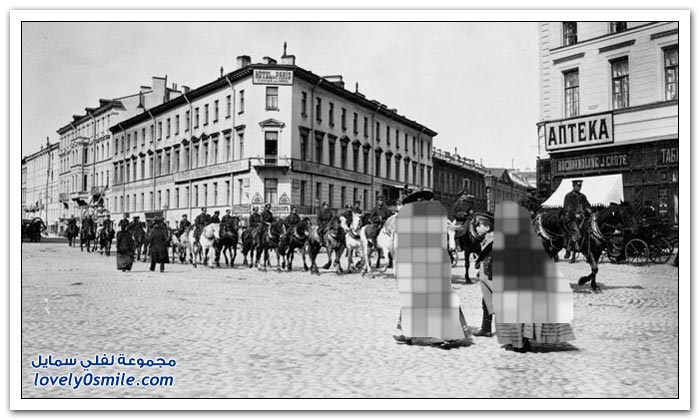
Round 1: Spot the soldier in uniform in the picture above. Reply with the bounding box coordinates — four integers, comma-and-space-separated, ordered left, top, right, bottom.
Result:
451, 190, 473, 223
261, 203, 274, 224
366, 196, 391, 246
221, 209, 234, 225
316, 201, 334, 242
102, 214, 113, 231
210, 210, 221, 224
118, 213, 130, 231
249, 206, 262, 229
563, 179, 592, 262
67, 215, 78, 229
284, 206, 301, 229
193, 208, 210, 243
178, 214, 191, 237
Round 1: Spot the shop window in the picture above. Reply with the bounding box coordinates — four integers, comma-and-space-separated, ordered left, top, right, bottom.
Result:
664, 45, 679, 101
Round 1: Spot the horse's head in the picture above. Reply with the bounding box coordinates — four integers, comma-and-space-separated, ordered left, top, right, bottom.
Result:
446, 219, 457, 252
271, 220, 286, 237
350, 212, 363, 234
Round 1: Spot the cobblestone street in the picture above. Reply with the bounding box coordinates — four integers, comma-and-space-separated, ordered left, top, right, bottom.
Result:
21, 242, 679, 398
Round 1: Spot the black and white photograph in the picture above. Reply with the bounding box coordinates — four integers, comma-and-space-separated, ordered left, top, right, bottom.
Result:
10, 7, 690, 412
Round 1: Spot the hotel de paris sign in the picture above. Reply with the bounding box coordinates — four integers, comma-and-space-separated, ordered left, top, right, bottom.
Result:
253, 70, 293, 85
544, 112, 614, 152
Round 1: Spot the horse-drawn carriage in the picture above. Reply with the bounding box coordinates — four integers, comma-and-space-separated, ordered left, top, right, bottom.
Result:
22, 217, 46, 242
607, 216, 674, 265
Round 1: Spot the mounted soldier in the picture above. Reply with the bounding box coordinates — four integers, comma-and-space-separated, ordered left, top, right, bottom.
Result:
178, 214, 191, 237
210, 210, 221, 224
451, 190, 473, 224
284, 206, 301, 229
249, 206, 262, 229
563, 179, 592, 262
365, 196, 391, 247
316, 201, 334, 244
261, 203, 274, 224
193, 207, 211, 243
221, 209, 234, 225
102, 214, 113, 231
118, 213, 130, 231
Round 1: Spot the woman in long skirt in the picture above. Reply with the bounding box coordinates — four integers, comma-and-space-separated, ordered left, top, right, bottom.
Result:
116, 225, 135, 271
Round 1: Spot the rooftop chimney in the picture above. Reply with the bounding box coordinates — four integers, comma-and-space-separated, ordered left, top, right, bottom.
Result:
263, 56, 277, 65
323, 75, 344, 89
236, 55, 251, 69
280, 41, 296, 65
220, 66, 224, 78
182, 85, 191, 94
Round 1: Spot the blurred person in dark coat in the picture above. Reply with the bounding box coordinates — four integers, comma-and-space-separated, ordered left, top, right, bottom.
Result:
148, 217, 170, 273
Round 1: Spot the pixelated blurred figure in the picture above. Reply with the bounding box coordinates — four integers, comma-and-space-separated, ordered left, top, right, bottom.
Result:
493, 201, 575, 352
393, 191, 471, 348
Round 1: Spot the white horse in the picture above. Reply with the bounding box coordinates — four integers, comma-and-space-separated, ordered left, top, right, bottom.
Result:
200, 223, 221, 268
181, 226, 202, 267
340, 213, 365, 273
360, 213, 398, 276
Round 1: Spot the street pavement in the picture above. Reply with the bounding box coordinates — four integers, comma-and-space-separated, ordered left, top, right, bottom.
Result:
20, 242, 679, 398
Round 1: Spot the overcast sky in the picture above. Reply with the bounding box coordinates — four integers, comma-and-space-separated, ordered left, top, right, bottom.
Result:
21, 22, 540, 170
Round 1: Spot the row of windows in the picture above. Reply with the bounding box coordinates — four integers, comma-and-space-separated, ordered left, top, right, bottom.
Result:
562, 21, 629, 47
562, 45, 678, 117
300, 91, 428, 158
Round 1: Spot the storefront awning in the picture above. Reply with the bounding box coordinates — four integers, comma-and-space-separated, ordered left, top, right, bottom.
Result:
542, 174, 624, 208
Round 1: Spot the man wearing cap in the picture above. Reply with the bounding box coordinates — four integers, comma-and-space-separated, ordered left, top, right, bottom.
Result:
366, 196, 391, 247
249, 206, 262, 229
563, 180, 591, 261
118, 213, 130, 231
261, 203, 274, 224
178, 214, 191, 237
221, 209, 234, 225
285, 206, 300, 229
102, 214, 113, 231
451, 190, 473, 223
316, 202, 334, 243
210, 210, 221, 224
193, 208, 210, 243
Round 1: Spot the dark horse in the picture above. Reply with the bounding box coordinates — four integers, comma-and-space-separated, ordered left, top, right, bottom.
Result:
531, 208, 582, 262
215, 216, 240, 267
65, 224, 79, 247
132, 223, 148, 261
307, 217, 346, 275
79, 221, 96, 252
280, 218, 312, 271
254, 220, 287, 271
451, 215, 489, 282
97, 225, 116, 256
241, 225, 256, 268
576, 202, 634, 292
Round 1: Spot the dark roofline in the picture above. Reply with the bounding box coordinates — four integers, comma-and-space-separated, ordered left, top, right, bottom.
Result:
110, 63, 438, 136
23, 142, 59, 161
57, 100, 125, 135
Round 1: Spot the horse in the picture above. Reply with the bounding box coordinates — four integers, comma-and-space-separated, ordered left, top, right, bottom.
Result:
240, 225, 257, 268
24, 217, 46, 242
180, 225, 203, 267
531, 208, 582, 262
97, 225, 115, 256
447, 215, 487, 282
340, 213, 365, 273
131, 223, 148, 261
215, 217, 240, 268
79, 221, 96, 252
199, 223, 221, 268
65, 223, 79, 247
359, 213, 397, 276
281, 218, 312, 271
170, 228, 186, 263
254, 220, 286, 271
576, 202, 634, 292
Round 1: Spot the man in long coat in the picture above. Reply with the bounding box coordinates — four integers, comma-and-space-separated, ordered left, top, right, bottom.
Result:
148, 217, 170, 272
116, 224, 135, 272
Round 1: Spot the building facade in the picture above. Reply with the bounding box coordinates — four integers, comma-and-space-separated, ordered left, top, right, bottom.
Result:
109, 53, 436, 226
537, 21, 679, 226
21, 142, 61, 233
56, 77, 179, 224
484, 168, 532, 213
432, 148, 488, 214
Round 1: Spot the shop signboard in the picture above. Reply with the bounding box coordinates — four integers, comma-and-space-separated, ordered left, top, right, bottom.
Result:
544, 112, 614, 152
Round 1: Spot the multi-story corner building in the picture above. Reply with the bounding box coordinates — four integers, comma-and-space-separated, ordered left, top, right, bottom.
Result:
537, 21, 679, 225
56, 77, 180, 223
109, 52, 436, 225
484, 168, 533, 214
21, 141, 61, 234
432, 147, 488, 214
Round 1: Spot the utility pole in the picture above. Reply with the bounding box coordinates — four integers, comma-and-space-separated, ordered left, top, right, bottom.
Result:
45, 137, 51, 230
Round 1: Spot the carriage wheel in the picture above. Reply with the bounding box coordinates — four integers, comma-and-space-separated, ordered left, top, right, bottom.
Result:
625, 239, 649, 266
649, 238, 673, 264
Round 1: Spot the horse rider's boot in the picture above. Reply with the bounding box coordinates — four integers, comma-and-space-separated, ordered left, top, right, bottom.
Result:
473, 300, 493, 337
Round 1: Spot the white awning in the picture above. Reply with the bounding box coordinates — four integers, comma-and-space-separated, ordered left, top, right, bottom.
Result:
542, 174, 624, 208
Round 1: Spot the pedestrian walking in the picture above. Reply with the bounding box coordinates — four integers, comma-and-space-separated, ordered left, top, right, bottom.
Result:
472, 213, 495, 337
116, 224, 135, 272
148, 217, 170, 273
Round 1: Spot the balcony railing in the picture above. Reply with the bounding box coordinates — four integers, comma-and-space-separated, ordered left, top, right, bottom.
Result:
251, 155, 291, 168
